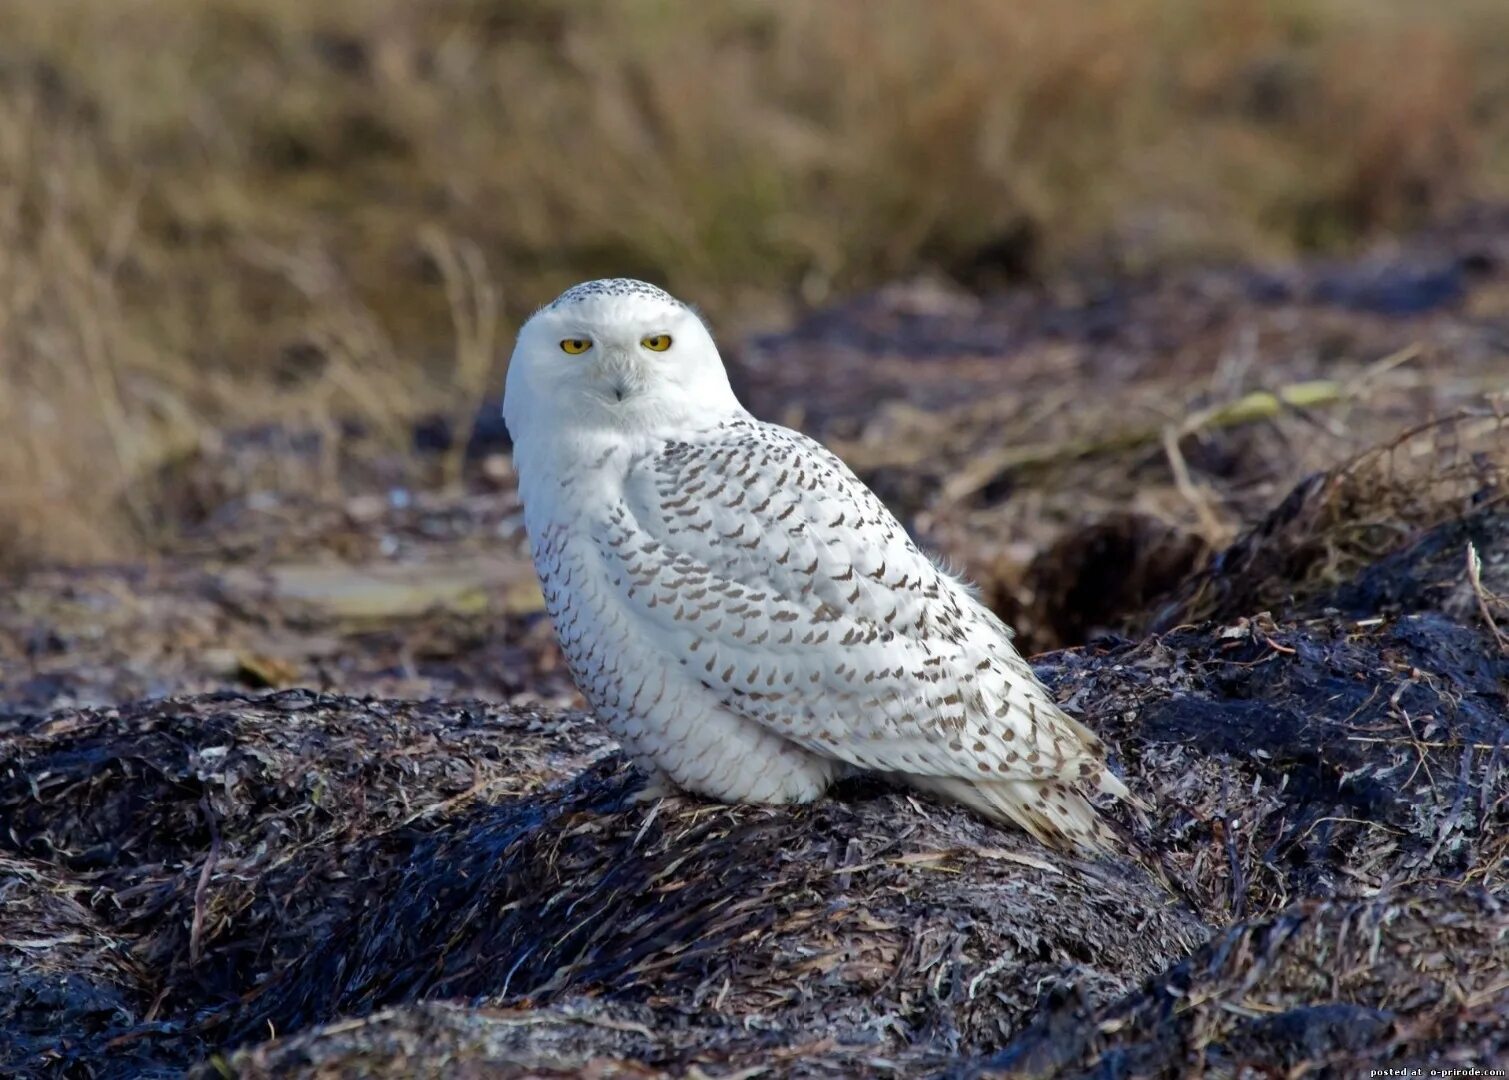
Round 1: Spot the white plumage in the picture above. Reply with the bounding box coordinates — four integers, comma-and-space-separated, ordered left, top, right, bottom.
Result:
503, 279, 1135, 851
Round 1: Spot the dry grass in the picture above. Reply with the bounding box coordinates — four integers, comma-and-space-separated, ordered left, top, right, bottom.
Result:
1161, 410, 1509, 628
4, 0, 1509, 568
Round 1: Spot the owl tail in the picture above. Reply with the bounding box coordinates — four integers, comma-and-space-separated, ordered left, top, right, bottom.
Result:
903, 774, 1120, 854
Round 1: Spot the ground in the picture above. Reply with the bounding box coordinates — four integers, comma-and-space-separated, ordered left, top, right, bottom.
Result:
1, 214, 1508, 1076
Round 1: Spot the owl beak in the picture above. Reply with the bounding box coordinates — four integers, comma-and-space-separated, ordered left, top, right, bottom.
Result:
595, 349, 640, 404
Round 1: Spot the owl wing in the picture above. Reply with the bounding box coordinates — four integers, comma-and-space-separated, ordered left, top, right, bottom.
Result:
604, 417, 1114, 793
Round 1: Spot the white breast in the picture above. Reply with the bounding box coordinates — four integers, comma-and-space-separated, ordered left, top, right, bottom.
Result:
524, 443, 837, 803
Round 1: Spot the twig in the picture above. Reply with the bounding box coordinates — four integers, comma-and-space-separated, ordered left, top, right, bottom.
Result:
944, 378, 1347, 503
1176, 378, 1347, 435
1220, 774, 1246, 920
1466, 542, 1509, 654
1339, 343, 1423, 395
190, 795, 223, 966
396, 763, 496, 829
1162, 423, 1226, 541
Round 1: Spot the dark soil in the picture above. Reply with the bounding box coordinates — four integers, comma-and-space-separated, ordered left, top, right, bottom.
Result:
2, 213, 1508, 1076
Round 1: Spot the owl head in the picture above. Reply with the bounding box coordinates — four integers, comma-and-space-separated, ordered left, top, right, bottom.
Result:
503, 279, 742, 448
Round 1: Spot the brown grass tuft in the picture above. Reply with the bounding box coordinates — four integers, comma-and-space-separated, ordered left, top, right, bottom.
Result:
4, 0, 1509, 567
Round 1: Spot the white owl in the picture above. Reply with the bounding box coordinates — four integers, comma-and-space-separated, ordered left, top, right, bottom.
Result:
503, 279, 1136, 850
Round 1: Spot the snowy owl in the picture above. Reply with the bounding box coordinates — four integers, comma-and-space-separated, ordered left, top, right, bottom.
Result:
503, 278, 1136, 851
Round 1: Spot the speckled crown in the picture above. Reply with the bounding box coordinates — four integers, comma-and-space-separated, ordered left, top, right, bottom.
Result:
548, 278, 684, 310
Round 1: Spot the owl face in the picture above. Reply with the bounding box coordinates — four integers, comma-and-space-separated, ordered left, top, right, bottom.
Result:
504, 279, 741, 446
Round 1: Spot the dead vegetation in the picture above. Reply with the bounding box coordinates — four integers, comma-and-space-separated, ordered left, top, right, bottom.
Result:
6, 0, 1509, 566
2, 429, 1507, 1074
2, 195, 1508, 1073
972, 890, 1509, 1077
4, 7, 1509, 1068
1158, 411, 1509, 629
770, 240, 1509, 652
2, 324, 1509, 1067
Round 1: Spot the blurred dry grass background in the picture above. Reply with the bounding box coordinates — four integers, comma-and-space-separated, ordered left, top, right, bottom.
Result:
3, 0, 1509, 568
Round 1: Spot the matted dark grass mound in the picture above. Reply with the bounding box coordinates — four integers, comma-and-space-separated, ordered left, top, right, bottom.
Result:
967, 890, 1509, 1077
216, 1000, 671, 1079
204, 487, 1507, 1077
0, 694, 611, 1075
1156, 416, 1507, 632
0, 857, 155, 1076
0, 692, 606, 875
1, 500, 1506, 1076
237, 767, 1205, 1072
1045, 503, 1509, 910
0, 727, 1209, 1077
1044, 610, 1508, 919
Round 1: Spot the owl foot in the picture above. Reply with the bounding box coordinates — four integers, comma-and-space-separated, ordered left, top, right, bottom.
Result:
628, 768, 681, 804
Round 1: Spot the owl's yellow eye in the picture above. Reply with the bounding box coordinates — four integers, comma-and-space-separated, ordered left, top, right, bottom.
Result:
560, 338, 591, 355
641, 334, 672, 352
